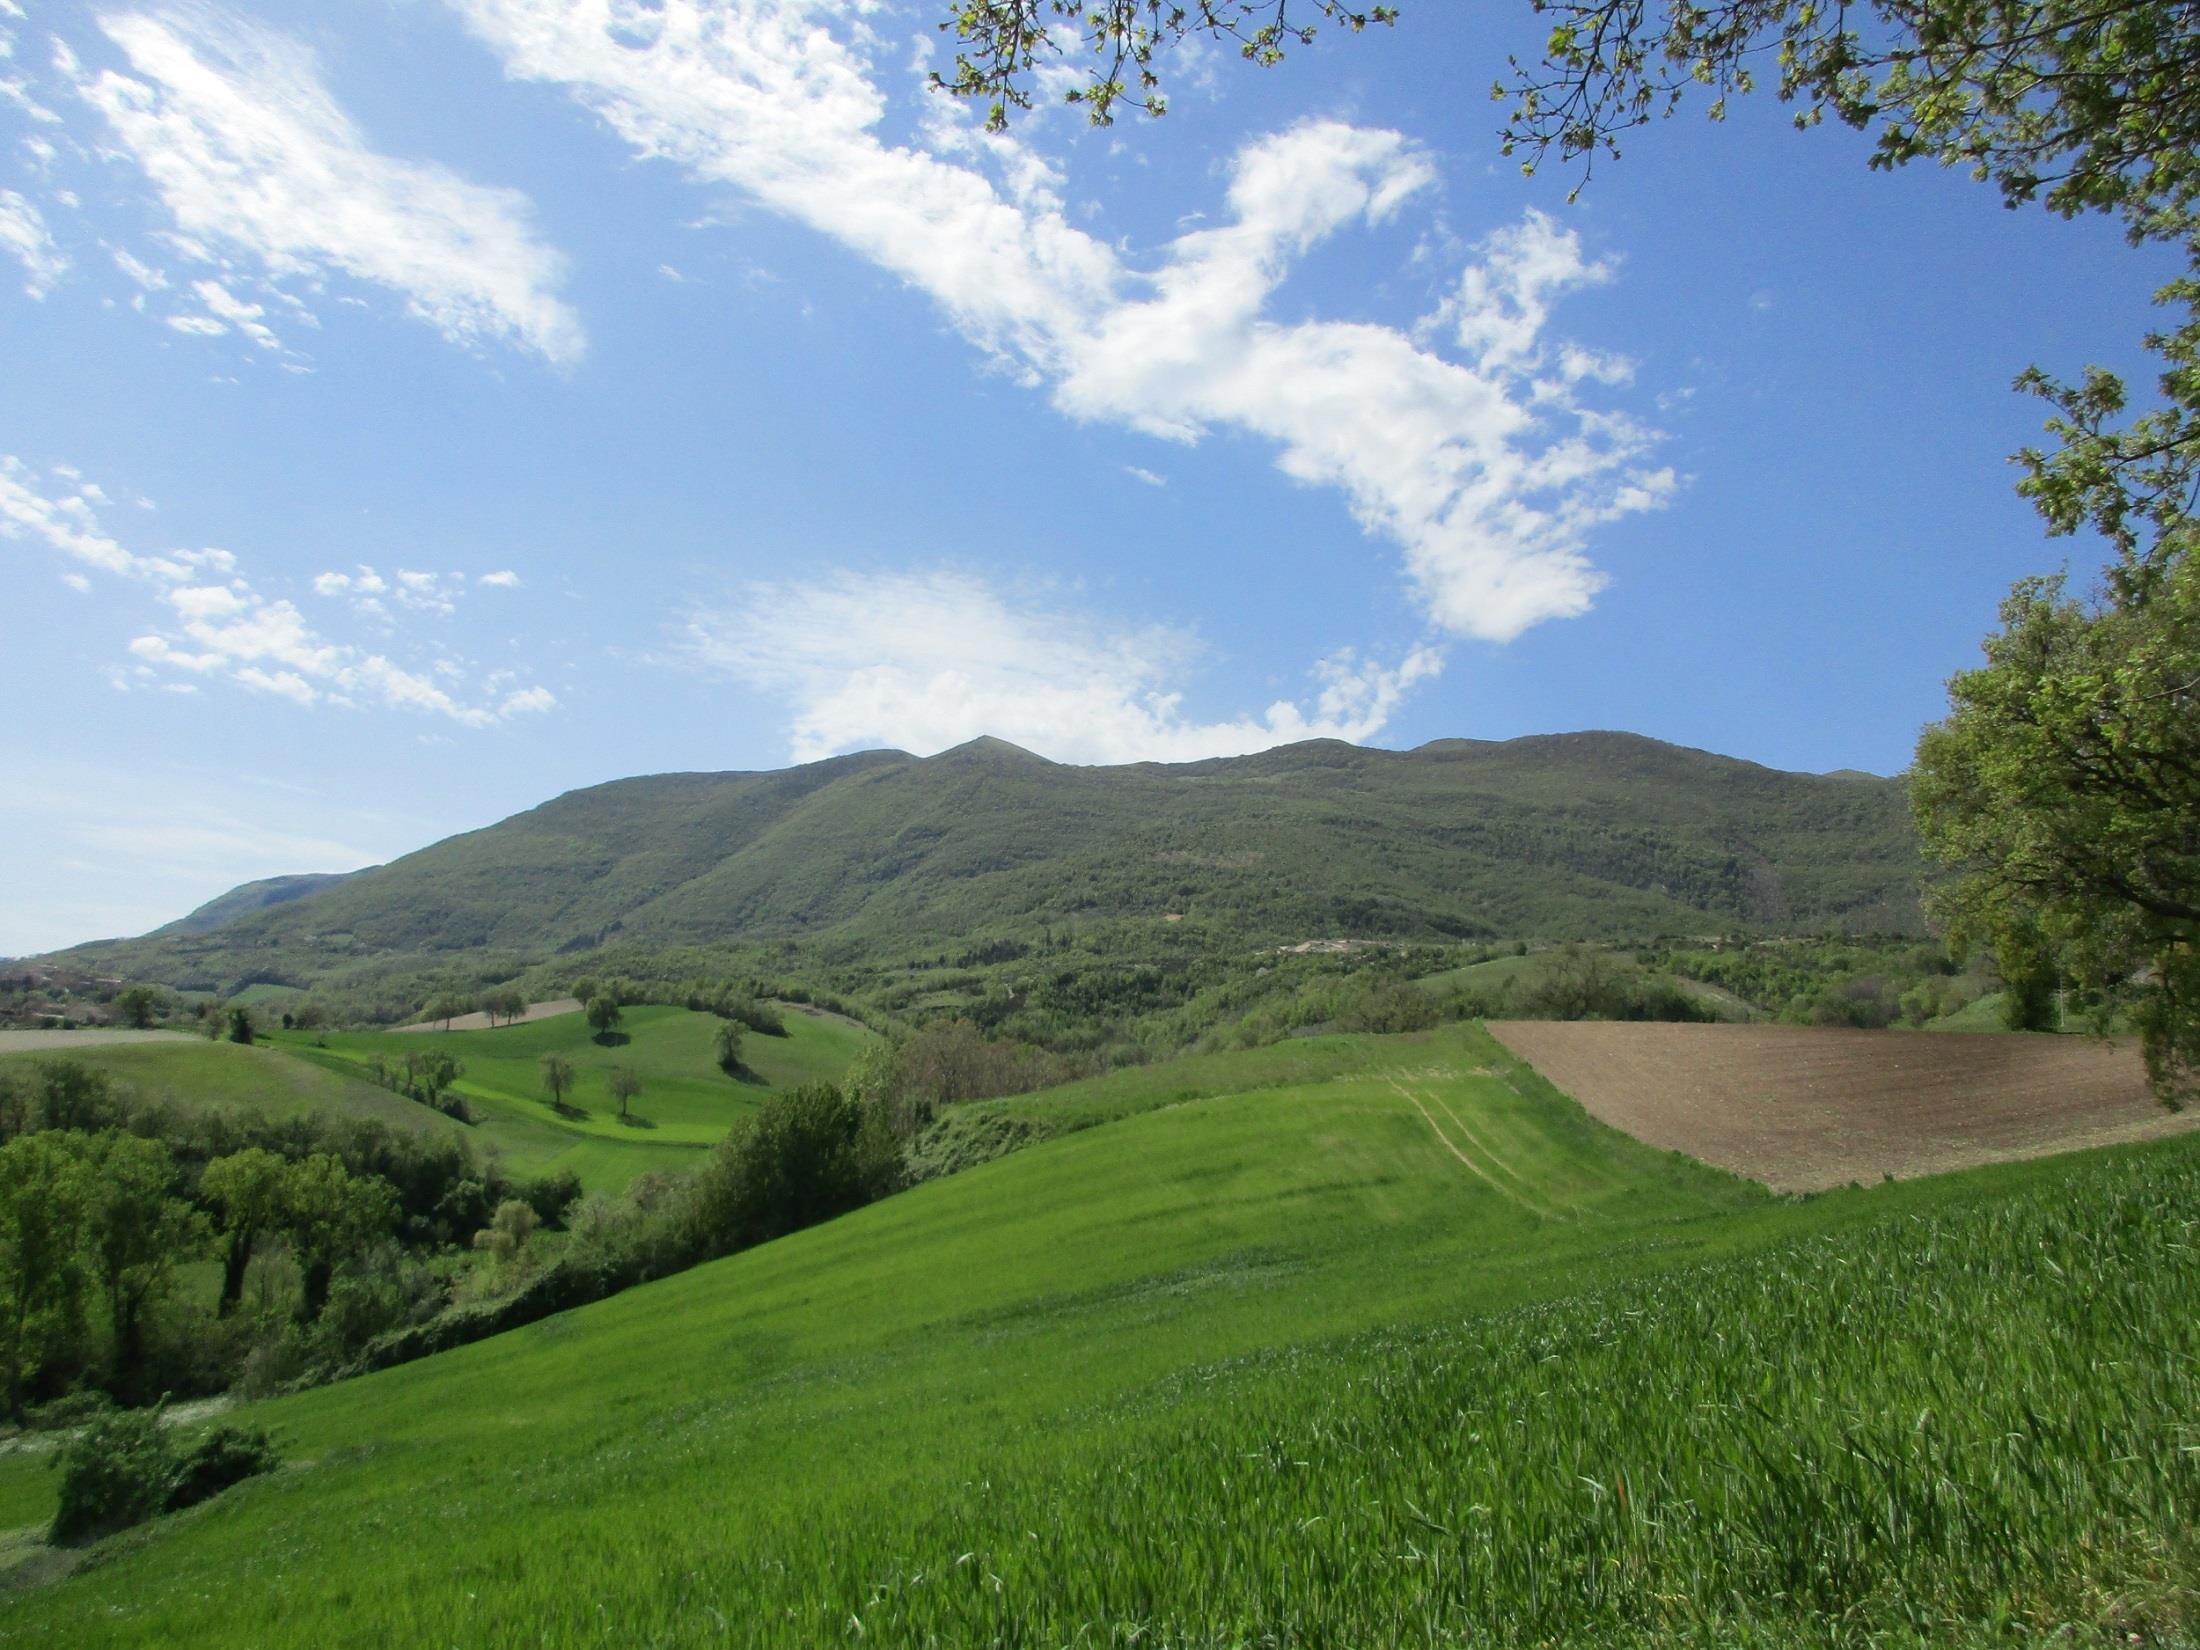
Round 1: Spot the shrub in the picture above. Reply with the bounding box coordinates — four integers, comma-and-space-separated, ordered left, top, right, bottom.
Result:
165, 1424, 280, 1514
50, 1409, 174, 1544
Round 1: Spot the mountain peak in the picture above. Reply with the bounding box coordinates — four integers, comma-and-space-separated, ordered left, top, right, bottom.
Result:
927, 736, 1052, 765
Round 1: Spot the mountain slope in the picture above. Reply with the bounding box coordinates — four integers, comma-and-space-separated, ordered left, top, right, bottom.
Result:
51, 732, 1925, 988
150, 870, 368, 938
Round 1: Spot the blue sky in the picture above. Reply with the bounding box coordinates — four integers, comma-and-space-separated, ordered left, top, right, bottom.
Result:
0, 0, 2172, 954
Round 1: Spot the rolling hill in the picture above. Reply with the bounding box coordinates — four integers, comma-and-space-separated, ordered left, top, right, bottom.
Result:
1, 1023, 2191, 1644
38, 732, 1926, 993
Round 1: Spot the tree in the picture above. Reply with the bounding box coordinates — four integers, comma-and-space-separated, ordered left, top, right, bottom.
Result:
428, 993, 474, 1031
199, 1148, 291, 1317
281, 1154, 399, 1322
586, 995, 623, 1042
712, 1017, 745, 1077
539, 1053, 577, 1114
114, 986, 163, 1030
472, 1198, 538, 1266
0, 1133, 89, 1418
81, 1134, 205, 1389
225, 1005, 255, 1045
608, 1067, 642, 1122
1912, 562, 2198, 1101
482, 987, 527, 1028
682, 1085, 904, 1256
932, 1, 1395, 128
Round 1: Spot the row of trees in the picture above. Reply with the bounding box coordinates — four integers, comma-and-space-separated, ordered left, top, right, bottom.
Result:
0, 1059, 584, 1415
0, 1129, 394, 1416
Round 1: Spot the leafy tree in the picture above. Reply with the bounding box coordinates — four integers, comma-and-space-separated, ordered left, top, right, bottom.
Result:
0, 1133, 90, 1418
32, 1060, 119, 1133
428, 993, 474, 1030
608, 1067, 642, 1121
282, 1154, 399, 1322
1913, 564, 2197, 1098
482, 987, 527, 1027
82, 1134, 205, 1388
539, 1053, 577, 1113
712, 1017, 745, 1076
114, 985, 163, 1030
931, 1, 1396, 128
683, 1085, 903, 1255
225, 1005, 256, 1046
586, 995, 624, 1042
472, 1198, 538, 1266
199, 1148, 291, 1317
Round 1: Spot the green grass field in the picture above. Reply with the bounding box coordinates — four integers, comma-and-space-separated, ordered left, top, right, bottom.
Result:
2, 1021, 2191, 1646
0, 1039, 459, 1141
266, 1003, 877, 1191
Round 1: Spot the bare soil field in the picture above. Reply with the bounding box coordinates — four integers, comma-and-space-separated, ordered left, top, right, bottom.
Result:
0, 1029, 195, 1053
393, 997, 581, 1033
1488, 1021, 2195, 1192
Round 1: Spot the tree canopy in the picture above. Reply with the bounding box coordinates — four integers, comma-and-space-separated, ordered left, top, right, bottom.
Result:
932, 1, 1395, 128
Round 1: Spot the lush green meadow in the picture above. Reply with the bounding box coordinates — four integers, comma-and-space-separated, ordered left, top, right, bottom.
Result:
267, 1004, 876, 1191
0, 1039, 456, 1141
1, 1022, 2191, 1646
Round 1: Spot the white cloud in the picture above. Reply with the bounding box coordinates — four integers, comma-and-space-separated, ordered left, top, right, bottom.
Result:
450, 1, 1668, 642
4, 457, 558, 726
0, 188, 65, 297
1123, 465, 1166, 488
673, 567, 1442, 765
72, 6, 582, 363
478, 568, 522, 588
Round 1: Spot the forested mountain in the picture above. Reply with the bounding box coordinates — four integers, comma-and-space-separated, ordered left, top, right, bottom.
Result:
42, 732, 1924, 990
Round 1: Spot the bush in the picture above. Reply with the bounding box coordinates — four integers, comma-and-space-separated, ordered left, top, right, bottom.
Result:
50, 1409, 173, 1544
682, 1085, 902, 1257
165, 1424, 280, 1514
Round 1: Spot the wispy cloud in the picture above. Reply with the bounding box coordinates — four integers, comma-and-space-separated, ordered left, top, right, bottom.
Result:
1, 456, 556, 726
0, 187, 64, 297
672, 568, 1441, 765
451, 0, 1668, 641
69, 5, 583, 363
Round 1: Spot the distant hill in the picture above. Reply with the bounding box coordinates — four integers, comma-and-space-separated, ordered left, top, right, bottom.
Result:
44, 732, 1927, 990
151, 870, 369, 937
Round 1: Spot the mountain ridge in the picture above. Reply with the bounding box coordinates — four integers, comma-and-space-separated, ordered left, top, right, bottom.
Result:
35, 731, 1926, 990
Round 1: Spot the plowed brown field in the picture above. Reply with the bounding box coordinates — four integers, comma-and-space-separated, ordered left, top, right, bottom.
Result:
1488, 1021, 2196, 1192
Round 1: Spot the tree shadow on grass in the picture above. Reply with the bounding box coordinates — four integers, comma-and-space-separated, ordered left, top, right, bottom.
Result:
591, 1031, 631, 1049
722, 1062, 769, 1089
615, 1112, 657, 1130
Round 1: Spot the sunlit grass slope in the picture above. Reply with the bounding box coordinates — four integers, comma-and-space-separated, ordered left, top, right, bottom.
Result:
268, 1003, 876, 1191
4, 1023, 2194, 1646
0, 1039, 456, 1140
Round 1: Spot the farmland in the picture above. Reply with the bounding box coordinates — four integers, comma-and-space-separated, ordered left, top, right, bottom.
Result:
268, 1002, 878, 1191
1, 1022, 2194, 1646
1487, 1020, 2195, 1191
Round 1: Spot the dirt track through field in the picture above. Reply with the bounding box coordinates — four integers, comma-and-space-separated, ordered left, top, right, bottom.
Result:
394, 998, 581, 1033
0, 1029, 195, 1053
1489, 1021, 2196, 1192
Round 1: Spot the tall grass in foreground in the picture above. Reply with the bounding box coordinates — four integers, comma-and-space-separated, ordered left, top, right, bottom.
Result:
477, 1152, 2200, 1649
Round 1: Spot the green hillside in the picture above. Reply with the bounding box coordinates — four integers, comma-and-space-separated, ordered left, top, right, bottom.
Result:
0, 1039, 460, 1142
3, 1024, 2190, 1646
148, 871, 367, 939
42, 733, 1925, 996
270, 1003, 878, 1190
